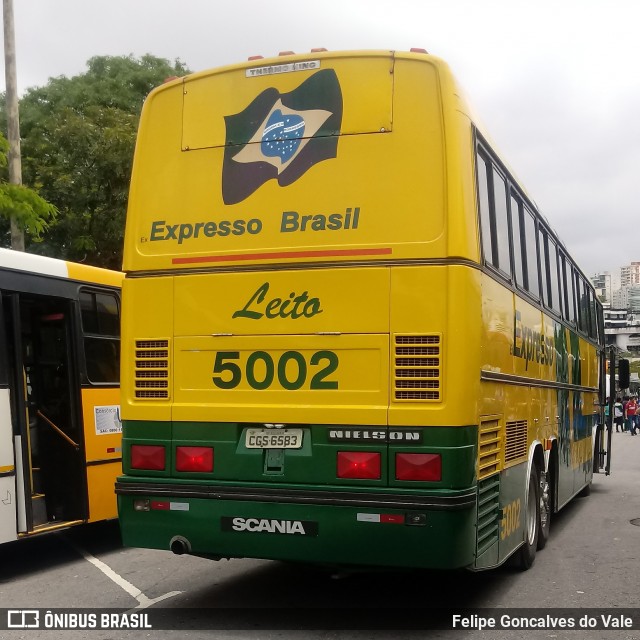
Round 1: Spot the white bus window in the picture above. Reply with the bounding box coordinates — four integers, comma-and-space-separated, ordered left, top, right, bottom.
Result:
523, 208, 539, 298
476, 153, 493, 265
510, 194, 525, 288
548, 238, 561, 315
493, 169, 511, 277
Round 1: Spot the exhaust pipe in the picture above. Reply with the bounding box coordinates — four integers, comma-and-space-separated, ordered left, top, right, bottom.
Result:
170, 536, 191, 555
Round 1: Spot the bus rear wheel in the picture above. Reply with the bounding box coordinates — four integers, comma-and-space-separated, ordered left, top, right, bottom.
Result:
517, 464, 540, 570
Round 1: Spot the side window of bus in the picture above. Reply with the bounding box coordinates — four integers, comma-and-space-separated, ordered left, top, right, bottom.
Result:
538, 228, 550, 308
559, 253, 570, 322
548, 238, 561, 316
582, 279, 592, 336
596, 300, 604, 342
582, 280, 593, 336
476, 152, 493, 266
565, 262, 577, 325
574, 275, 583, 331
510, 193, 525, 289
80, 290, 120, 384
476, 150, 512, 277
557, 250, 567, 319
492, 168, 511, 277
523, 207, 539, 298
576, 277, 588, 334
587, 287, 598, 339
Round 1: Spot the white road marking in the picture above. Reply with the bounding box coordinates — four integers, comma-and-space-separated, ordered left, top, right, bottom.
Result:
64, 536, 182, 609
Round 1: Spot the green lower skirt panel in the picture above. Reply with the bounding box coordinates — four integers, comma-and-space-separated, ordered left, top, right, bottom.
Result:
118, 491, 476, 570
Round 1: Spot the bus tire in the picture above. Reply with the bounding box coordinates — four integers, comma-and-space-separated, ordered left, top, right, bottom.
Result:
537, 467, 551, 550
517, 464, 540, 570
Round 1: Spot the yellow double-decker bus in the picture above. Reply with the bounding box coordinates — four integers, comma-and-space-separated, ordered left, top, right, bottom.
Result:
0, 249, 122, 543
116, 49, 605, 570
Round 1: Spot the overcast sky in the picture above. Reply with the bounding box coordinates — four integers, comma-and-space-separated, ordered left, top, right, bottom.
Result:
3, 0, 639, 277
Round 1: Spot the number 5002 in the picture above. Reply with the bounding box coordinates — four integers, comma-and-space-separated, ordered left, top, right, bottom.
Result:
212, 350, 339, 391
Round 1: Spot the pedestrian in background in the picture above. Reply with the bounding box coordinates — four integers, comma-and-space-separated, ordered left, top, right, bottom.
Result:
614, 398, 625, 433
625, 396, 638, 435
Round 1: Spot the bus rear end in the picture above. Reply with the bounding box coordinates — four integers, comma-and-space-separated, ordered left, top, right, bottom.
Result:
117, 50, 482, 569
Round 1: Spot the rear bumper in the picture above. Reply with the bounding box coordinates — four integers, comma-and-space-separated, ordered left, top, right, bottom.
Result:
116, 480, 477, 569
115, 480, 476, 510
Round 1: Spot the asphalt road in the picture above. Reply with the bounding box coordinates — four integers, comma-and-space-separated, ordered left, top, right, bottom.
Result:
1, 429, 639, 640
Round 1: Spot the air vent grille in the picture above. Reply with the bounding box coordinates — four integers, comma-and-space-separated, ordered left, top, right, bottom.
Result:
476, 475, 501, 555
478, 418, 502, 480
393, 334, 441, 402
505, 420, 528, 463
134, 339, 170, 399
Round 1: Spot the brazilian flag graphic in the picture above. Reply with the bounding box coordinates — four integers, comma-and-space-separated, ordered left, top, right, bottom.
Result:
222, 69, 343, 205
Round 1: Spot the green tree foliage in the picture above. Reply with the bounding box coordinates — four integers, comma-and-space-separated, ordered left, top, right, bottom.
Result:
5, 54, 189, 269
0, 133, 57, 241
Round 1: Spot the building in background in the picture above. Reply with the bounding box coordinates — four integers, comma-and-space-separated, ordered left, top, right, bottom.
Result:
604, 308, 640, 353
592, 271, 612, 303
629, 285, 640, 314
593, 264, 639, 312
620, 262, 640, 288
595, 265, 640, 355
612, 286, 629, 310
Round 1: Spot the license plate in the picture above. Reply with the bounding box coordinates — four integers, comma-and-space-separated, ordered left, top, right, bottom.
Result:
245, 428, 304, 449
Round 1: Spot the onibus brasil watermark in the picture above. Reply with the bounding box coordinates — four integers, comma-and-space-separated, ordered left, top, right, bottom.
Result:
6, 610, 151, 630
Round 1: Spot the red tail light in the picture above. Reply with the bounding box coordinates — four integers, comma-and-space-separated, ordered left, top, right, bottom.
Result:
337, 451, 381, 479
131, 444, 166, 471
176, 446, 214, 472
395, 453, 441, 481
